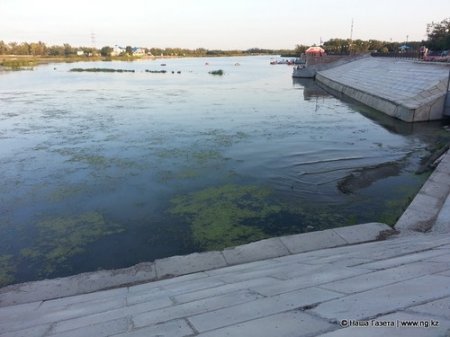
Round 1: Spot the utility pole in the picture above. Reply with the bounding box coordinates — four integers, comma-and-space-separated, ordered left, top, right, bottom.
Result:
349, 18, 354, 54
90, 32, 96, 49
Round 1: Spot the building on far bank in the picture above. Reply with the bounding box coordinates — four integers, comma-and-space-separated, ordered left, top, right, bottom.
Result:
111, 45, 145, 56
111, 45, 126, 56
131, 47, 145, 56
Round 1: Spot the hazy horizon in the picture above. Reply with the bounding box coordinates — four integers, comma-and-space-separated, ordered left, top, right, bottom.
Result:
1, 0, 449, 49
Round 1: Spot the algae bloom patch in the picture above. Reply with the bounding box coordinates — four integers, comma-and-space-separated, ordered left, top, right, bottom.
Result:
170, 184, 283, 250
0, 255, 15, 287
20, 212, 124, 277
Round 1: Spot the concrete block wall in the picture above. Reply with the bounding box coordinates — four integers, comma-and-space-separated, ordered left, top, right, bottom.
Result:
315, 57, 450, 122
445, 70, 450, 116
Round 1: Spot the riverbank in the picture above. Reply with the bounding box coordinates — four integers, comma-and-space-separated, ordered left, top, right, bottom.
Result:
0, 52, 280, 70
315, 57, 450, 122
0, 55, 147, 70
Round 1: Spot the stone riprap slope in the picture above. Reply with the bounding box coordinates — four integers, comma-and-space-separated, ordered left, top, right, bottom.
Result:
316, 57, 450, 122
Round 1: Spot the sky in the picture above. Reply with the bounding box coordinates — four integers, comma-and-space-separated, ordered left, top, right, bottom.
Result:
1, 0, 449, 49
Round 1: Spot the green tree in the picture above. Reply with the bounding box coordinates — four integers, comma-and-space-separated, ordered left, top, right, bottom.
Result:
48, 45, 65, 56
323, 38, 351, 54
351, 39, 370, 53
100, 46, 113, 57
426, 18, 450, 50
294, 44, 308, 55
29, 41, 47, 56
125, 46, 133, 55
368, 40, 385, 51
63, 43, 74, 56
0, 41, 8, 55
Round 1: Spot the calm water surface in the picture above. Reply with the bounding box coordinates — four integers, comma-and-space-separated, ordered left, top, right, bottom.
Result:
0, 56, 447, 285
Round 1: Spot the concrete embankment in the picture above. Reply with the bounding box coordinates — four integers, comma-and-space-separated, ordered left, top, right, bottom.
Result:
0, 223, 390, 306
396, 148, 450, 233
315, 57, 450, 122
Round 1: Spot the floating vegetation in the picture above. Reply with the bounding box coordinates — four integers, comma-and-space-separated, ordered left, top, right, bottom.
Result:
208, 69, 224, 76
145, 70, 167, 73
170, 184, 281, 250
201, 129, 249, 147
70, 68, 135, 73
49, 185, 86, 202
377, 183, 423, 225
192, 150, 223, 164
159, 168, 200, 182
20, 212, 124, 276
170, 184, 358, 251
156, 148, 186, 159
1, 60, 35, 70
0, 255, 15, 287
55, 148, 140, 170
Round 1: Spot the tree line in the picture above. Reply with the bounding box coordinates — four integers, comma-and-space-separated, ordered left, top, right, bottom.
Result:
1, 18, 448, 57
294, 17, 449, 55
0, 41, 296, 57
0, 41, 99, 57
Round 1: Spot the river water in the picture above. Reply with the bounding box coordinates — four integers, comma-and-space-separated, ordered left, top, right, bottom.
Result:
0, 56, 447, 285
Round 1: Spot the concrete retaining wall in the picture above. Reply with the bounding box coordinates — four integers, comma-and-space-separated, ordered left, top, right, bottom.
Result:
0, 223, 390, 306
293, 54, 367, 78
316, 57, 450, 122
445, 72, 450, 116
396, 149, 450, 232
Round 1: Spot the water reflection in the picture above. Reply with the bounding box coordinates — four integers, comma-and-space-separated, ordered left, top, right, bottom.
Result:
292, 77, 330, 100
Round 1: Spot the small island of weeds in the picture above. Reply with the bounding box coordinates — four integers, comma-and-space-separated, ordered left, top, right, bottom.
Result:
208, 69, 224, 76
70, 68, 135, 73
145, 69, 167, 73
1, 59, 35, 71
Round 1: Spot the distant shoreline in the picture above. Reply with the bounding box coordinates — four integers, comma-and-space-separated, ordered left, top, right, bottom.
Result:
0, 54, 281, 71
0, 53, 283, 71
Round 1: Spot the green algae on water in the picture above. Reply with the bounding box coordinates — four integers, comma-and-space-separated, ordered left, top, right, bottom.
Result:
170, 184, 283, 250
20, 212, 124, 276
0, 255, 15, 287
170, 184, 361, 251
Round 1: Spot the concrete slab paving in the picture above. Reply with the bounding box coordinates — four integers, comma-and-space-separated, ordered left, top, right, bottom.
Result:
0, 232, 449, 336
49, 317, 129, 337
250, 266, 371, 297
310, 274, 450, 321
320, 261, 450, 294
332, 223, 389, 244
440, 270, 450, 277
0, 325, 51, 337
187, 287, 341, 333
316, 311, 450, 337
196, 310, 335, 337
113, 319, 193, 337
434, 193, 450, 233
279, 229, 347, 254
222, 237, 289, 265
155, 252, 227, 279
409, 296, 450, 320
131, 290, 262, 329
